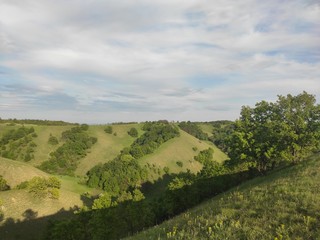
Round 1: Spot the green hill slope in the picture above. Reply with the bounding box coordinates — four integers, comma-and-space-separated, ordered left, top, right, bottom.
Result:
0, 157, 49, 187
128, 154, 320, 239
140, 130, 228, 175
75, 124, 143, 176
0, 157, 98, 224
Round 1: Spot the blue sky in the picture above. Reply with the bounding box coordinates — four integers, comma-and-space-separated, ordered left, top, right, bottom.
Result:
0, 0, 319, 123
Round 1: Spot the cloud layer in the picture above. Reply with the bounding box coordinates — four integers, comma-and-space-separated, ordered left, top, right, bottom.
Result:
0, 0, 319, 123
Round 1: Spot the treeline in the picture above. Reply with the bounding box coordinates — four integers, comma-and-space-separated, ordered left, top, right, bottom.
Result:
0, 126, 37, 162
0, 118, 76, 126
87, 121, 180, 194
39, 124, 97, 175
178, 121, 208, 140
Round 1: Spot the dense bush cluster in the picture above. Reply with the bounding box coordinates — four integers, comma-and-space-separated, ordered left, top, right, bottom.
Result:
208, 120, 234, 153
39, 125, 97, 175
0, 127, 37, 162
178, 121, 208, 140
17, 176, 61, 199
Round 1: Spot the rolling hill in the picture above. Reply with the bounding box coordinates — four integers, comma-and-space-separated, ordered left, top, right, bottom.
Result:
0, 121, 229, 239
128, 153, 320, 239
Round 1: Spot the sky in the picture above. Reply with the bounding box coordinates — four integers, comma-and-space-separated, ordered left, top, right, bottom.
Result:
0, 0, 319, 124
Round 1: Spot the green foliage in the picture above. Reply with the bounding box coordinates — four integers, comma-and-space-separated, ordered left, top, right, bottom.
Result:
0, 175, 10, 191
39, 126, 97, 175
27, 176, 61, 199
163, 166, 170, 174
48, 134, 59, 145
87, 159, 148, 195
92, 193, 112, 209
194, 148, 214, 165
176, 161, 183, 168
178, 121, 208, 140
104, 126, 113, 134
209, 120, 235, 153
228, 92, 320, 172
0, 126, 37, 162
127, 127, 138, 137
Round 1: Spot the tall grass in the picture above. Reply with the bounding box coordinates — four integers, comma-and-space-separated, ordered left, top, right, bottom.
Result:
128, 154, 320, 239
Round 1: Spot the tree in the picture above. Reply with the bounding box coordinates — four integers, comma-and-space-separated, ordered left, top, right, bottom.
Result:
127, 127, 138, 137
228, 92, 320, 172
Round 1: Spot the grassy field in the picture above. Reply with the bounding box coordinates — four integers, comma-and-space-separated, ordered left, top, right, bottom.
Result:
128, 154, 320, 239
140, 130, 228, 175
75, 123, 143, 176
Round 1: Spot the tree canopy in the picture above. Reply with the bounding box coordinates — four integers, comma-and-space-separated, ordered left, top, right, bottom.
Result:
228, 91, 320, 172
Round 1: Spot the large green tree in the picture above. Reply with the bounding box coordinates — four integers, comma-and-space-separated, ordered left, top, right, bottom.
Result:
228, 92, 320, 172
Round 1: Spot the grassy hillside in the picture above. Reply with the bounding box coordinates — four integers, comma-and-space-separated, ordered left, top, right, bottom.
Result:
140, 130, 228, 175
197, 123, 214, 137
0, 157, 49, 187
30, 125, 73, 166
75, 123, 143, 176
129, 154, 320, 239
0, 156, 98, 222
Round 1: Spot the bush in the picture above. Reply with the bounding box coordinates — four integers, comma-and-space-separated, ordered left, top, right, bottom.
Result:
0, 175, 10, 191
128, 127, 138, 137
176, 161, 183, 168
48, 135, 59, 145
104, 126, 113, 134
27, 176, 61, 199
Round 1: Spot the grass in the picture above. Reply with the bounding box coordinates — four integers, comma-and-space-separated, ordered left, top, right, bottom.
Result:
30, 125, 73, 167
0, 188, 83, 222
197, 123, 214, 137
128, 154, 320, 239
140, 130, 228, 175
0, 156, 99, 223
75, 123, 143, 176
0, 157, 49, 187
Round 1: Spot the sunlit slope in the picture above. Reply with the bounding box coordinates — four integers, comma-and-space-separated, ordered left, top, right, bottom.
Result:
197, 123, 214, 137
129, 154, 320, 239
140, 130, 228, 174
30, 125, 73, 166
75, 123, 144, 176
0, 157, 97, 223
0, 156, 49, 187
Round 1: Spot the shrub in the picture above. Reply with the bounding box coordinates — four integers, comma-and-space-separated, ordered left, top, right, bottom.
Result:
48, 135, 59, 145
104, 126, 113, 134
0, 176, 10, 191
128, 127, 138, 137
176, 161, 183, 167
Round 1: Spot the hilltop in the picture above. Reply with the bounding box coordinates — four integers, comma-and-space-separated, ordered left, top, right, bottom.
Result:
128, 153, 320, 239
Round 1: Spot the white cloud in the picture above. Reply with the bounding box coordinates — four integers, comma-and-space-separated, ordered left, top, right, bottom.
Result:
0, 0, 319, 123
